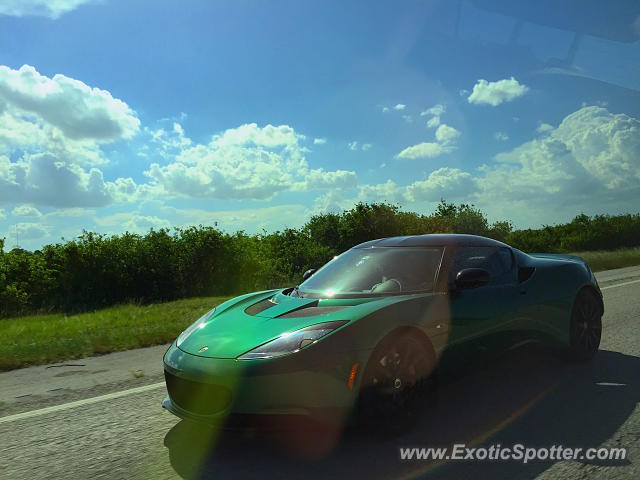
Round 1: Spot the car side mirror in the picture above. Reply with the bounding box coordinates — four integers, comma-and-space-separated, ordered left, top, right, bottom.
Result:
454, 268, 490, 290
302, 268, 316, 281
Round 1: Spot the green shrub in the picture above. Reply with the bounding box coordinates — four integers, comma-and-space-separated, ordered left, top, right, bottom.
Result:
1, 202, 639, 318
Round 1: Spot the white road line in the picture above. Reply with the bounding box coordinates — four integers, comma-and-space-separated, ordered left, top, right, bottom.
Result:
0, 382, 165, 425
601, 278, 640, 291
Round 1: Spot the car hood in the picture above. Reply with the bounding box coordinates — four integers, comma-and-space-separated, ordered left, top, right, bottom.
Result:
177, 289, 398, 359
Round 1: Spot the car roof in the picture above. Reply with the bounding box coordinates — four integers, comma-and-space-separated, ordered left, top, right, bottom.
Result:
353, 234, 509, 249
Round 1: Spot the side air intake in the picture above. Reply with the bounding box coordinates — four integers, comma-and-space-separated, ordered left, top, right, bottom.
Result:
518, 267, 535, 284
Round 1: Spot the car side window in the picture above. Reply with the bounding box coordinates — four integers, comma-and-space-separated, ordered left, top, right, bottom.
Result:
449, 246, 514, 285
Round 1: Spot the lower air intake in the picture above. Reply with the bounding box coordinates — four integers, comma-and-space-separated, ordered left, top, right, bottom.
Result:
165, 371, 232, 415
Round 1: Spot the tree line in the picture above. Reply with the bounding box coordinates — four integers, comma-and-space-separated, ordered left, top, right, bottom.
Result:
1, 201, 639, 317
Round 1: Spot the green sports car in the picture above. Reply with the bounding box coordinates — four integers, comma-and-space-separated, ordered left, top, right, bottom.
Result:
162, 234, 603, 428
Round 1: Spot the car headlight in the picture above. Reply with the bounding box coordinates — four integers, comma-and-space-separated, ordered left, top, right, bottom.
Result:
176, 308, 216, 347
237, 320, 348, 360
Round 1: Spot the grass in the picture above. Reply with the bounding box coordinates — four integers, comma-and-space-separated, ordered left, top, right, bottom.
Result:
1, 247, 639, 372
0, 296, 231, 371
573, 247, 640, 272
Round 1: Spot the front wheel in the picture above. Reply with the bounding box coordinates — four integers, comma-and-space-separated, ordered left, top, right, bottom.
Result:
357, 333, 436, 431
567, 289, 602, 361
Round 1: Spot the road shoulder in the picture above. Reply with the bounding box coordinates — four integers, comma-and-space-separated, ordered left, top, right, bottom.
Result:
0, 344, 168, 416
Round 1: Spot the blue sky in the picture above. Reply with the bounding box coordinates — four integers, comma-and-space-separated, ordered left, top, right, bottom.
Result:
0, 0, 639, 250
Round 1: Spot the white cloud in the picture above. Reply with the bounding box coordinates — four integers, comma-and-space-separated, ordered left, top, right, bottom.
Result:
211, 122, 301, 148
340, 168, 477, 208
426, 116, 441, 128
12, 204, 42, 217
0, 206, 100, 250
44, 207, 95, 219
420, 104, 445, 117
467, 77, 529, 106
435, 124, 461, 144
125, 215, 171, 232
405, 168, 477, 202
313, 137, 327, 145
165, 204, 310, 233
393, 104, 406, 111
0, 65, 144, 209
312, 189, 354, 214
95, 213, 171, 234
0, 107, 104, 167
494, 131, 509, 141
551, 107, 639, 189
15, 222, 48, 240
396, 123, 461, 160
294, 169, 357, 191
536, 122, 554, 134
358, 180, 401, 203
0, 208, 5, 220
147, 122, 191, 158
0, 0, 93, 18
389, 106, 639, 225
106, 177, 140, 203
402, 115, 413, 123
310, 107, 639, 226
421, 104, 445, 129
0, 65, 140, 141
0, 154, 116, 207
145, 123, 355, 200
396, 142, 447, 159
382, 106, 390, 113
477, 106, 640, 220
582, 100, 608, 108
347, 141, 371, 152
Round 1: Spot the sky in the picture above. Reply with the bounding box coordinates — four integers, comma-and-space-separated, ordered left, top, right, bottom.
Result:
0, 0, 639, 250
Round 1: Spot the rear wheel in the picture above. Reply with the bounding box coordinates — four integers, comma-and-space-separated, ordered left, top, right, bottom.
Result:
358, 333, 436, 431
567, 289, 602, 361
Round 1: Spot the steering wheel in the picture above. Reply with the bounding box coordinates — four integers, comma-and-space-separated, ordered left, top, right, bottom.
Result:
370, 277, 403, 293
387, 278, 402, 291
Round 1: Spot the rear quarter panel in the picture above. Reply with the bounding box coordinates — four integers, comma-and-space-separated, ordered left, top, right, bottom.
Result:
521, 254, 595, 346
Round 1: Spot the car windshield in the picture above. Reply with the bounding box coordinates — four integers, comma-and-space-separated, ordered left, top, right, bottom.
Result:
297, 247, 443, 298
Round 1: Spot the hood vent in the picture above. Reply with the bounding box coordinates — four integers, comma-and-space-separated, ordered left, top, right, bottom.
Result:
278, 306, 349, 318
244, 298, 277, 316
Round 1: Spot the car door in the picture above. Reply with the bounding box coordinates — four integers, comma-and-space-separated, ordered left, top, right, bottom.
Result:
439, 246, 520, 367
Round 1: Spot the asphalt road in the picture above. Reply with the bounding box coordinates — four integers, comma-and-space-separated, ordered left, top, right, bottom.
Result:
1, 266, 639, 480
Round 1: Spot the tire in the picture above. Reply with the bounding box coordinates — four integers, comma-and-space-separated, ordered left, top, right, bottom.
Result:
357, 332, 436, 432
567, 289, 602, 361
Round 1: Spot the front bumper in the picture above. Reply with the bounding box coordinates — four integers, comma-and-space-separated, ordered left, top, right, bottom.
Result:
161, 341, 367, 426
161, 396, 344, 431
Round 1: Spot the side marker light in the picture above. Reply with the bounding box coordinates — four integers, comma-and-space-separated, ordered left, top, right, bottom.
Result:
348, 362, 359, 391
